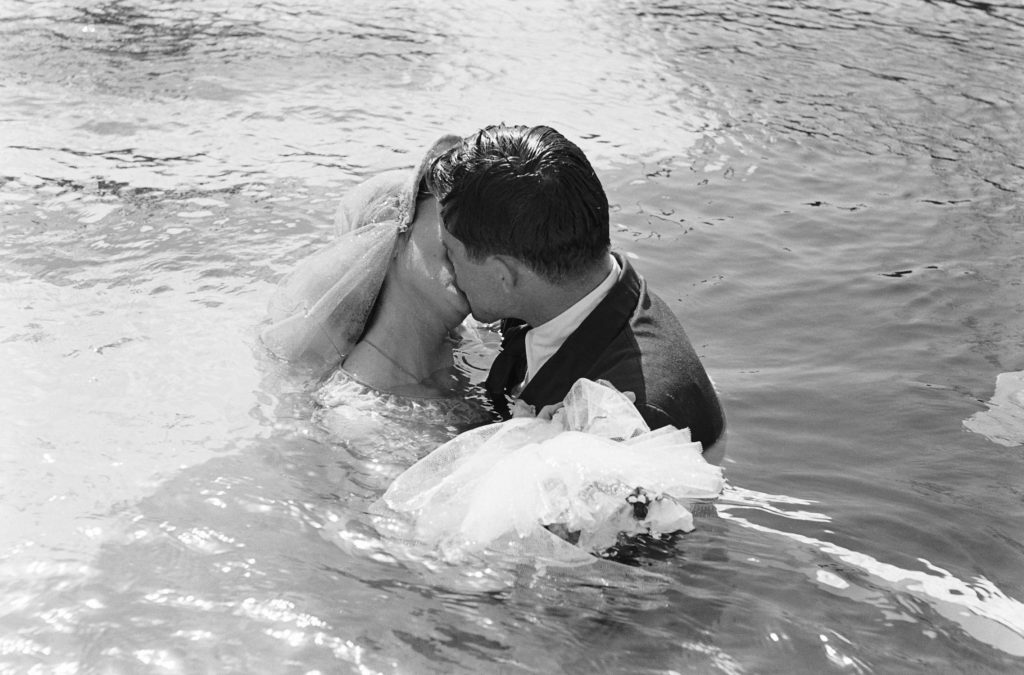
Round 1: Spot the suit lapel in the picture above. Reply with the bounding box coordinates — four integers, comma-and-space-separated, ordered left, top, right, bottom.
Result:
518, 254, 642, 407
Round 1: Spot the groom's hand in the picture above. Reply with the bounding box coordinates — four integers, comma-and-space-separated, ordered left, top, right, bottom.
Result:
510, 398, 536, 418
536, 402, 564, 421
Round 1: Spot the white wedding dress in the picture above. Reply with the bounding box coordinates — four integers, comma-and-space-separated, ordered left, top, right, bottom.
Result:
372, 378, 725, 563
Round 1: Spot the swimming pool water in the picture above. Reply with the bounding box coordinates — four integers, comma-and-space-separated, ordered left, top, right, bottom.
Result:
2, 0, 1023, 672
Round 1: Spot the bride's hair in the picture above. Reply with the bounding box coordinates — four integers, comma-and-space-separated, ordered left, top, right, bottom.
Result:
429, 124, 610, 284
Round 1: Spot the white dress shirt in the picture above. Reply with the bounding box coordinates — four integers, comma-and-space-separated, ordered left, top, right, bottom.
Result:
519, 255, 622, 390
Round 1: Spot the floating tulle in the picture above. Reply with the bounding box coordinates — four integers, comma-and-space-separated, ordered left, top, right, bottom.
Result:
374, 379, 725, 562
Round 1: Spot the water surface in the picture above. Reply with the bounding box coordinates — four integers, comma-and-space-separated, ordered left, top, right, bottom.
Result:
2, 0, 1024, 672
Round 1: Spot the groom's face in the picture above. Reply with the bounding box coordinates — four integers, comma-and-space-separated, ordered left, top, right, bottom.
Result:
439, 224, 506, 323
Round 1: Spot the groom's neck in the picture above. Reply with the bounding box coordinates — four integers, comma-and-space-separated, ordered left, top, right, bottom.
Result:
516, 254, 614, 328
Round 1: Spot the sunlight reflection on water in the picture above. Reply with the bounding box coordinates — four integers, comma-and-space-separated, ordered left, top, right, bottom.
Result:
2, 0, 1024, 672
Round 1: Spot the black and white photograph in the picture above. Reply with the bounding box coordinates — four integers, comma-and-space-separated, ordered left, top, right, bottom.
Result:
2, 1, 1023, 672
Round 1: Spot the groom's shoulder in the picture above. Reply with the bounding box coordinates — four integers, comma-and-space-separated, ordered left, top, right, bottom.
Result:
592, 282, 697, 387
592, 282, 724, 446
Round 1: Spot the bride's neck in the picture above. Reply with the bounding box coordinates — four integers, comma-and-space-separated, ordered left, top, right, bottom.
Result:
343, 289, 457, 394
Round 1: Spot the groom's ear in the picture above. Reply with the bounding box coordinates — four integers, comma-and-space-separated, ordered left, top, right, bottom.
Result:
488, 254, 523, 291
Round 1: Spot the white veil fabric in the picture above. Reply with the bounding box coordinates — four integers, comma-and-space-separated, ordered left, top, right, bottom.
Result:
260, 135, 462, 371
373, 379, 725, 563
262, 223, 399, 370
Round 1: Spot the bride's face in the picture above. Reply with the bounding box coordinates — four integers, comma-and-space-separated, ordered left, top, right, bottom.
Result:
394, 197, 470, 323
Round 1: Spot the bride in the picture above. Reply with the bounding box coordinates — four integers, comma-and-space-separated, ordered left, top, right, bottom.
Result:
262, 134, 471, 399
261, 134, 724, 562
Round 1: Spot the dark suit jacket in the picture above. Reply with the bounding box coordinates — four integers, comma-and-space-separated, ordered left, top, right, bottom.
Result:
486, 254, 725, 449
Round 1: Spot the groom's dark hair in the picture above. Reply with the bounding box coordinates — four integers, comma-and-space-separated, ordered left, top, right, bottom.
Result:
429, 124, 610, 283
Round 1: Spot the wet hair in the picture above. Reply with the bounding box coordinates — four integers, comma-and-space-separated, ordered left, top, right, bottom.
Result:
428, 124, 610, 283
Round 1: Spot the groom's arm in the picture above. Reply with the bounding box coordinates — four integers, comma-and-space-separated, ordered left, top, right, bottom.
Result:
586, 314, 724, 450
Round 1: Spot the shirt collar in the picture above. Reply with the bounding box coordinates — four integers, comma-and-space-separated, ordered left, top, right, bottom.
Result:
523, 255, 622, 384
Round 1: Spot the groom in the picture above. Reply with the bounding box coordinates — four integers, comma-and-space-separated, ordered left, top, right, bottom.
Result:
430, 124, 725, 449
